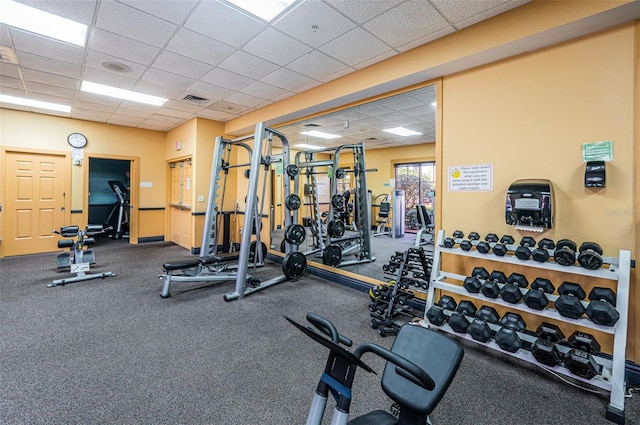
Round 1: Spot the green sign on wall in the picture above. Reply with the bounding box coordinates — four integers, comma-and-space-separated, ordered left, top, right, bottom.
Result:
582, 141, 613, 162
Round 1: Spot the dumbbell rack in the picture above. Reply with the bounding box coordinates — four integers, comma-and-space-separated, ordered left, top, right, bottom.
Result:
423, 229, 631, 424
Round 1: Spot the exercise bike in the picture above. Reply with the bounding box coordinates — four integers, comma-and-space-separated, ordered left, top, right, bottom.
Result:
285, 313, 464, 425
48, 225, 116, 287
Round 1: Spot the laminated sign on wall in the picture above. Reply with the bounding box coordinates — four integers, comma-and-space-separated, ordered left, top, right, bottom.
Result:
448, 164, 493, 192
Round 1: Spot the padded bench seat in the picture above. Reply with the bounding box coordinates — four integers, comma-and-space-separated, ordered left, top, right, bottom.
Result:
199, 252, 239, 265
163, 259, 200, 271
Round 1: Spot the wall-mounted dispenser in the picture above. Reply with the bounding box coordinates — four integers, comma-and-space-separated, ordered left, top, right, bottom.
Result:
584, 161, 606, 188
506, 179, 554, 232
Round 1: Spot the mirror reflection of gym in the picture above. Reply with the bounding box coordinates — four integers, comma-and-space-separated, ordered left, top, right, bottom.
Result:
271, 84, 438, 283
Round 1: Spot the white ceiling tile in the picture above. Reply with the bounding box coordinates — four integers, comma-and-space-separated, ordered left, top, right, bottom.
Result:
108, 114, 147, 126
364, 0, 451, 49
293, 80, 322, 93
21, 69, 78, 90
243, 28, 310, 66
15, 50, 82, 78
354, 50, 397, 70
240, 81, 289, 100
452, 1, 532, 29
0, 75, 23, 90
0, 63, 21, 79
96, 1, 177, 48
185, 81, 235, 102
134, 80, 184, 99
10, 30, 85, 64
208, 100, 250, 115
90, 28, 160, 66
119, 100, 161, 113
71, 106, 113, 121
274, 1, 356, 48
165, 28, 235, 66
73, 103, 115, 115
163, 99, 207, 113
287, 50, 350, 81
397, 27, 455, 53
185, 1, 266, 48
82, 67, 137, 89
319, 27, 392, 67
324, 0, 404, 24
223, 92, 266, 108
18, 0, 97, 24
24, 81, 76, 99
123, 0, 198, 24
152, 51, 212, 80
138, 121, 171, 131
113, 106, 156, 119
201, 68, 253, 92
261, 68, 316, 92
141, 68, 195, 91
154, 107, 194, 119
85, 51, 147, 80
218, 51, 279, 80
146, 113, 182, 124
197, 108, 236, 121
319, 66, 355, 83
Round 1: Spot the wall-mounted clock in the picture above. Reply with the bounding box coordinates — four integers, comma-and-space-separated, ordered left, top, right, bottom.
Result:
67, 132, 87, 148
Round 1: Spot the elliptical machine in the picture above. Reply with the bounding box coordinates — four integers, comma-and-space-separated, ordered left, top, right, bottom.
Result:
48, 225, 115, 287
104, 180, 129, 239
286, 313, 464, 425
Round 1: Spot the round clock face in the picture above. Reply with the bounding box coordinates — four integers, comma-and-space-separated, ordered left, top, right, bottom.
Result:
67, 133, 87, 148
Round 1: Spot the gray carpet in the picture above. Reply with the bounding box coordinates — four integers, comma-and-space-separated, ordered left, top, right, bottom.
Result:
1, 239, 638, 425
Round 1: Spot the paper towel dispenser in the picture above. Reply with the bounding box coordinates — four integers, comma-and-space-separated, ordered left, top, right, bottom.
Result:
506, 179, 554, 232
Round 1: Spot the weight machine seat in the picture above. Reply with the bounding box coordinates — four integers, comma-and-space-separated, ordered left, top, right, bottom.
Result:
347, 410, 398, 425
163, 259, 201, 272
381, 324, 463, 416
378, 202, 390, 219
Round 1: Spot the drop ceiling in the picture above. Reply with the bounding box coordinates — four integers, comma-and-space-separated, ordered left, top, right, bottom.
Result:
0, 0, 531, 137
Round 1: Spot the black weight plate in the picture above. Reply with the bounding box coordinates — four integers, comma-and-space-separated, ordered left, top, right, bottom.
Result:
284, 193, 301, 211
282, 252, 307, 280
322, 244, 342, 267
554, 247, 576, 266
579, 242, 603, 255
578, 251, 603, 270
331, 194, 344, 210
327, 220, 345, 238
556, 239, 577, 252
284, 224, 306, 244
285, 164, 299, 178
248, 241, 267, 263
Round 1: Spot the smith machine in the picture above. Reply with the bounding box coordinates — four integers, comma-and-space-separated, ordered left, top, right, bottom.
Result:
159, 122, 307, 300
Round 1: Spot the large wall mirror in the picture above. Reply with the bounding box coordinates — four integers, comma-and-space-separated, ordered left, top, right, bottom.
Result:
269, 83, 438, 283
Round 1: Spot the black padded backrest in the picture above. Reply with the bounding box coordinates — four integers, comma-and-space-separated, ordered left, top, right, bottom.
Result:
416, 205, 432, 226
379, 202, 390, 216
381, 324, 463, 416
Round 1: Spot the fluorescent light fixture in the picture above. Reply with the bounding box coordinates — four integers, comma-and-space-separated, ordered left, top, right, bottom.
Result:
383, 127, 422, 137
294, 143, 324, 150
0, 0, 87, 47
301, 130, 340, 140
81, 81, 168, 106
0, 94, 71, 113
225, 0, 296, 22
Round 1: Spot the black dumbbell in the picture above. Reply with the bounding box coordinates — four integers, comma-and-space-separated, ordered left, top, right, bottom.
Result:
586, 287, 619, 326
492, 235, 514, 257
464, 266, 488, 294
495, 312, 526, 353
468, 232, 480, 241
426, 295, 458, 326
515, 236, 536, 260
554, 282, 586, 319
530, 322, 565, 367
481, 270, 506, 299
442, 237, 456, 248
438, 295, 457, 311
476, 306, 500, 324
531, 238, 555, 262
460, 240, 473, 251
477, 233, 498, 254
448, 300, 477, 333
523, 277, 555, 311
578, 242, 604, 270
553, 239, 577, 266
499, 272, 528, 304
564, 331, 602, 379
467, 305, 500, 343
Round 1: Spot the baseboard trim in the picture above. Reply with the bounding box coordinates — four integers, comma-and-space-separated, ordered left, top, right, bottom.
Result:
138, 236, 164, 243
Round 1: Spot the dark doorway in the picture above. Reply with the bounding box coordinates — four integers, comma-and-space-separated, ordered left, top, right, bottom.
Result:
88, 158, 130, 228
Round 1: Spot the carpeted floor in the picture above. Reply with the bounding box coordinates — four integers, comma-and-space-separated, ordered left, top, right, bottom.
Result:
1, 239, 638, 425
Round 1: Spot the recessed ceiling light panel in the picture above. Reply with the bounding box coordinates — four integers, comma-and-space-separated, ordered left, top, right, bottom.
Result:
301, 130, 340, 140
294, 143, 324, 150
0, 94, 71, 113
383, 127, 422, 137
0, 0, 87, 46
224, 0, 296, 22
81, 81, 167, 106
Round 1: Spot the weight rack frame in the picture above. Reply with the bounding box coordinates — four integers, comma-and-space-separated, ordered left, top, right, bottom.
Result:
424, 229, 631, 424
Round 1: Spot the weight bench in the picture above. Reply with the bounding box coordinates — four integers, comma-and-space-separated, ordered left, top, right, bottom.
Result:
415, 205, 434, 246
374, 201, 391, 237
160, 253, 240, 298
287, 313, 464, 425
